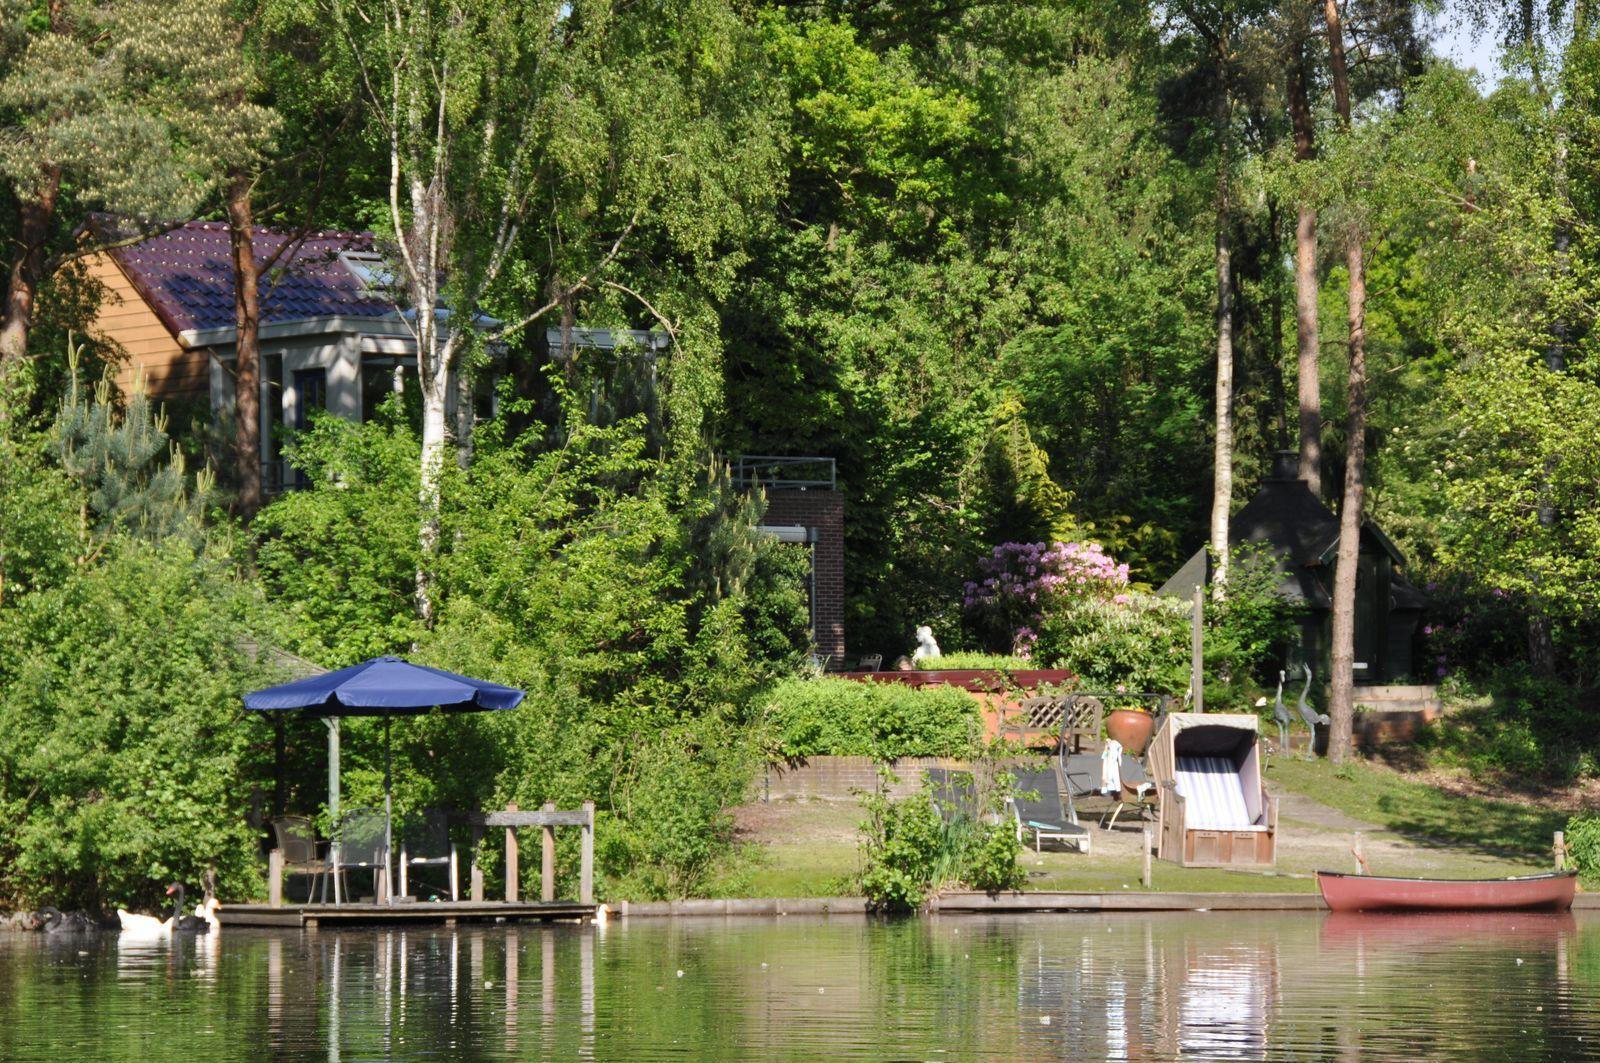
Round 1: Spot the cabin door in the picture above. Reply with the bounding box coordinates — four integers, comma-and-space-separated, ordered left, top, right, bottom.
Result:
1354, 555, 1381, 684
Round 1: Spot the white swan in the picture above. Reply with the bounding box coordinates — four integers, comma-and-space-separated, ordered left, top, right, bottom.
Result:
116, 906, 174, 936
117, 882, 182, 936
192, 897, 222, 932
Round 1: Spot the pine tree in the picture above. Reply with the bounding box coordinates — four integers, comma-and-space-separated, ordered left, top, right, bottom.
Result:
52, 343, 210, 547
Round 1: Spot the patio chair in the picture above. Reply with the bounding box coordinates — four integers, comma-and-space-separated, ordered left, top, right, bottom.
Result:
398, 809, 459, 901
1009, 766, 1090, 854
857, 653, 884, 672
1060, 748, 1155, 830
329, 808, 390, 904
269, 816, 331, 902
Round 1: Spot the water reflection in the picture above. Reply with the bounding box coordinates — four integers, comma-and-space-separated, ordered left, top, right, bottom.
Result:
2, 912, 1598, 1059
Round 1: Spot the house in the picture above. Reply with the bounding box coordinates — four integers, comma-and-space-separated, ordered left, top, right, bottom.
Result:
1158, 450, 1427, 685
84, 219, 429, 490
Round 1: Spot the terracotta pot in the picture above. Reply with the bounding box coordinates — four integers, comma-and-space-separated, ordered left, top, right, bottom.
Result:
1105, 708, 1155, 755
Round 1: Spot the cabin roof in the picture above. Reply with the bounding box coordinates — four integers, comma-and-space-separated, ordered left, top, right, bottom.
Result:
89, 217, 394, 339
1156, 458, 1413, 609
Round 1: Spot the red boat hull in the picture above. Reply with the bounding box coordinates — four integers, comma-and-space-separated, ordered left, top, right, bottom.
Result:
1316, 870, 1576, 912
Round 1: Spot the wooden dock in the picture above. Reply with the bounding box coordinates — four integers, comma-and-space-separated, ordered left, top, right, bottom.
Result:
220, 900, 598, 929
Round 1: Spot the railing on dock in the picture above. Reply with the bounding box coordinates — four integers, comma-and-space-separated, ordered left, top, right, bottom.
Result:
466, 802, 595, 906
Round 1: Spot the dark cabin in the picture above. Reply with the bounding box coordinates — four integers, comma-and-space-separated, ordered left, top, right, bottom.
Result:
1158, 451, 1426, 684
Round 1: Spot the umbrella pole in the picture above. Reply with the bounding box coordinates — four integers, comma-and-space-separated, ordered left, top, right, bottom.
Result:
324, 717, 342, 905
384, 717, 394, 905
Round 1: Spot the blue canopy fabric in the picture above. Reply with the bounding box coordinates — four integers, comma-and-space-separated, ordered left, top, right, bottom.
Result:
244, 657, 525, 716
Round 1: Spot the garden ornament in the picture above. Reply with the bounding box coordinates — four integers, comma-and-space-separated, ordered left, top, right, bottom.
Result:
912, 626, 942, 662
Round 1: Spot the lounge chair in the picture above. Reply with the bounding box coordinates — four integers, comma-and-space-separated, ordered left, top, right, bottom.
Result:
269, 816, 331, 902
1009, 767, 1090, 854
397, 809, 459, 901
329, 808, 390, 903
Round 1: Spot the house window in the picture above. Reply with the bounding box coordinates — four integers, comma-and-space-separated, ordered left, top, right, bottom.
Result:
291, 368, 327, 488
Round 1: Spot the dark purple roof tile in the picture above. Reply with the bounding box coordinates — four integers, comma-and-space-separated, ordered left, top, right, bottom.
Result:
103, 219, 396, 337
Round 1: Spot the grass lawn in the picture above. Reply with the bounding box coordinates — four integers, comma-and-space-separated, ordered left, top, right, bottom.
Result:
729, 755, 1565, 899
1264, 757, 1566, 860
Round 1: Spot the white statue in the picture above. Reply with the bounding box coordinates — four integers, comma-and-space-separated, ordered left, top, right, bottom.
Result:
912, 625, 942, 663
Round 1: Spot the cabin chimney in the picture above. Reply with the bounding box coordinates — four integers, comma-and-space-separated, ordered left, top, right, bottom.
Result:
1270, 449, 1299, 482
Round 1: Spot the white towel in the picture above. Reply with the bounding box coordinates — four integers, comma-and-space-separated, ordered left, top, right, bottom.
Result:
1100, 739, 1124, 794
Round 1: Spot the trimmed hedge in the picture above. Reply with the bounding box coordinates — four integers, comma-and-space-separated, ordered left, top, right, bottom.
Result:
763, 677, 983, 759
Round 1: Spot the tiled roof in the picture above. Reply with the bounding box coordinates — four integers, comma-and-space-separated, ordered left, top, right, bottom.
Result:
99, 218, 396, 337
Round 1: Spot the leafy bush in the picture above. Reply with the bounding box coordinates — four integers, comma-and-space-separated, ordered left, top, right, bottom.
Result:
1204, 543, 1297, 686
965, 820, 1026, 894
1420, 667, 1592, 783
763, 677, 982, 759
0, 538, 283, 911
916, 653, 1035, 670
1566, 814, 1600, 884
1034, 591, 1190, 692
858, 782, 944, 913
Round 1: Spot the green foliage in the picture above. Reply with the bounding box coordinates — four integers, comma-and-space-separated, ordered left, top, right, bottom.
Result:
1564, 814, 1600, 884
253, 409, 424, 663
857, 778, 943, 913
856, 763, 1024, 911
52, 359, 209, 548
1035, 592, 1190, 693
965, 819, 1027, 895
0, 537, 280, 910
916, 653, 1034, 670
1420, 668, 1593, 784
1204, 543, 1297, 687
763, 677, 981, 760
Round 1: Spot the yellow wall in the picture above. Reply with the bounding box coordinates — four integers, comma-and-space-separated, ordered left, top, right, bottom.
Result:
84, 252, 211, 405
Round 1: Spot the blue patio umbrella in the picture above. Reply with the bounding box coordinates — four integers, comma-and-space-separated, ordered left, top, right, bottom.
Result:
244, 657, 524, 902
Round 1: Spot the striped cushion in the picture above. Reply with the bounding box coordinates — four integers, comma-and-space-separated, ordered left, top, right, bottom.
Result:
1173, 755, 1263, 830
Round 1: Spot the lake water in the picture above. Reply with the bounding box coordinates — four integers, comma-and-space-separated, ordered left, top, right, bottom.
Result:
1, 910, 1596, 1060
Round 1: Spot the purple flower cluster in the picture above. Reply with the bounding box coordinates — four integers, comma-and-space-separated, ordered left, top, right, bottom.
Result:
964, 541, 1131, 650
962, 541, 1130, 611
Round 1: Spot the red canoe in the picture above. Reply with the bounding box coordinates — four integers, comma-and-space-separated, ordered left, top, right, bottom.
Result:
1316, 870, 1577, 912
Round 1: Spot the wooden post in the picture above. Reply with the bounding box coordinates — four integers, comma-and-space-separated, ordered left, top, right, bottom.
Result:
1142, 829, 1153, 889
1191, 586, 1205, 713
541, 800, 557, 902
470, 824, 485, 902
580, 801, 595, 905
1555, 830, 1567, 870
505, 801, 519, 903
268, 848, 284, 907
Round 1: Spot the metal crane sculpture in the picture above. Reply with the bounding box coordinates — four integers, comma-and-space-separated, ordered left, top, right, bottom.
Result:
1271, 670, 1291, 753
1296, 664, 1329, 759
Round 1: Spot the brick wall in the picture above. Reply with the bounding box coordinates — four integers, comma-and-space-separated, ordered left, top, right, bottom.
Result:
764, 488, 846, 660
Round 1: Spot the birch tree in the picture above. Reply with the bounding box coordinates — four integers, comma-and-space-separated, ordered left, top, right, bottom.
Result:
323, 0, 782, 621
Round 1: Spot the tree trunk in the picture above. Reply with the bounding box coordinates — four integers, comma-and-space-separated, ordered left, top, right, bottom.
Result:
417, 333, 448, 628
1287, 46, 1322, 496
1324, 0, 1368, 763
227, 170, 264, 521
0, 166, 63, 383
1210, 51, 1235, 597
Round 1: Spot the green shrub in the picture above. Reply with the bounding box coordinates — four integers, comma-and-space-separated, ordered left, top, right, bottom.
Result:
965, 820, 1026, 894
1565, 814, 1600, 883
1034, 591, 1189, 692
763, 677, 982, 759
858, 782, 944, 913
916, 653, 1035, 670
